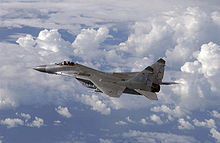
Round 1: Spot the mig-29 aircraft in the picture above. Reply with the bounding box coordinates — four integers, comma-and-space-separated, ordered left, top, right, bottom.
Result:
34, 58, 177, 100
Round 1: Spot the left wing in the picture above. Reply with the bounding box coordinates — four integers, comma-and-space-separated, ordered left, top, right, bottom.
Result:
89, 78, 126, 97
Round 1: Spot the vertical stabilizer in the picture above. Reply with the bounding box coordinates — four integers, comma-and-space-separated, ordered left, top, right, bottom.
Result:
126, 66, 153, 91
151, 58, 165, 84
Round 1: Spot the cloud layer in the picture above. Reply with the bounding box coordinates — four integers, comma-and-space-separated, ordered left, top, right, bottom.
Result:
1, 6, 220, 118
0, 0, 220, 142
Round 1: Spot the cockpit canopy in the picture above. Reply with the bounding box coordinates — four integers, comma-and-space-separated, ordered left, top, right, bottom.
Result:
56, 61, 76, 66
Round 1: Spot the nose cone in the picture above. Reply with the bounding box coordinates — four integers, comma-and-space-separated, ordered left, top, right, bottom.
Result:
33, 65, 46, 73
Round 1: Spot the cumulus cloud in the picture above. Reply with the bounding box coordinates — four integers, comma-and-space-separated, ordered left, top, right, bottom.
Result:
150, 114, 163, 125
172, 42, 220, 110
16, 112, 31, 122
210, 128, 220, 143
0, 88, 16, 108
123, 130, 198, 143
1, 113, 45, 128
76, 94, 111, 115
99, 138, 113, 143
193, 118, 216, 129
53, 120, 62, 126
212, 110, 220, 119
115, 120, 127, 125
119, 21, 174, 58
139, 118, 147, 125
55, 106, 72, 118
150, 105, 185, 117
181, 42, 220, 90
27, 117, 44, 128
0, 118, 24, 128
37, 29, 72, 54
16, 29, 72, 57
72, 27, 110, 61
0, 29, 79, 110
126, 116, 136, 124
178, 118, 194, 130
16, 34, 36, 49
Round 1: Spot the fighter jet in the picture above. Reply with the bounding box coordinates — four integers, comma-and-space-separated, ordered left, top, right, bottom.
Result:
33, 58, 177, 100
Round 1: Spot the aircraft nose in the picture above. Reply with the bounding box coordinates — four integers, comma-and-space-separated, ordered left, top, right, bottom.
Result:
33, 65, 46, 73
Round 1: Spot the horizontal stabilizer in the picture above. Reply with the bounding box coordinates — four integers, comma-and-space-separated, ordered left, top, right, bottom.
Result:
135, 89, 158, 100
161, 82, 179, 85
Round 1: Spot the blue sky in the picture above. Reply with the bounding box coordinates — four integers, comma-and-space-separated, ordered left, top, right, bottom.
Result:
0, 0, 220, 143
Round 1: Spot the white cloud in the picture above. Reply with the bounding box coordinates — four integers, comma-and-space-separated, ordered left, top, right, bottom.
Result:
27, 117, 44, 128
180, 61, 201, 74
123, 130, 198, 143
37, 29, 71, 54
55, 106, 72, 118
1, 114, 44, 128
99, 138, 113, 143
126, 116, 135, 124
139, 118, 147, 125
150, 114, 163, 125
210, 128, 220, 143
212, 11, 220, 25
21, 113, 31, 121
16, 112, 31, 122
181, 42, 220, 91
168, 115, 174, 121
16, 34, 36, 49
181, 42, 220, 77
170, 41, 220, 110
53, 120, 62, 126
193, 118, 216, 129
212, 110, 220, 119
115, 120, 127, 125
0, 88, 16, 109
3, 0, 212, 30
76, 94, 111, 115
17, 29, 72, 57
150, 105, 185, 117
119, 21, 174, 58
72, 27, 110, 61
0, 29, 79, 110
0, 118, 24, 128
178, 118, 194, 130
